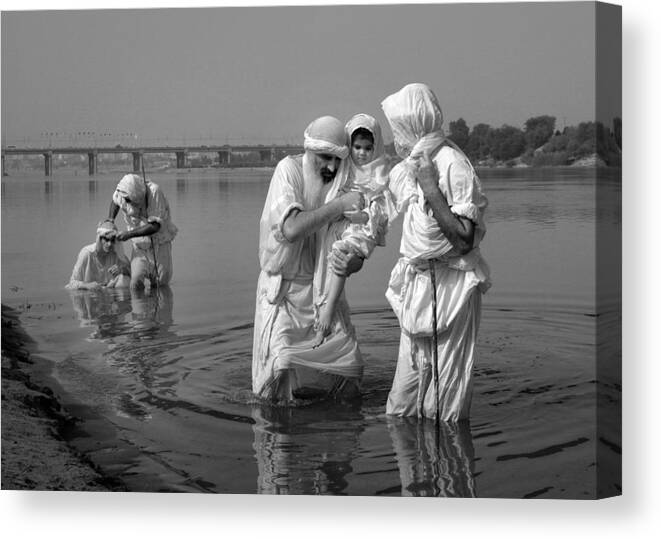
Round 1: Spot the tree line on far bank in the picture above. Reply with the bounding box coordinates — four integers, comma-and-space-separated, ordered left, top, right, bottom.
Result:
386, 115, 622, 167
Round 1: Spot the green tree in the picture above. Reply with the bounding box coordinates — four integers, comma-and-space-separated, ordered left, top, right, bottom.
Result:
465, 123, 492, 160
448, 118, 470, 150
524, 115, 556, 150
489, 125, 526, 160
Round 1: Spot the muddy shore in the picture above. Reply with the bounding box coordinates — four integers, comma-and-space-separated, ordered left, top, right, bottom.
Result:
1, 304, 125, 491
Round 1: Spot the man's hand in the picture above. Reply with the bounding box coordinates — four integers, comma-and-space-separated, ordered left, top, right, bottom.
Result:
108, 264, 120, 277
115, 231, 130, 242
329, 245, 364, 277
412, 150, 440, 196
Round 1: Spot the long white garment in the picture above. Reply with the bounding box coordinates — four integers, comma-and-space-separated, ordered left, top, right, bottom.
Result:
252, 155, 364, 401
385, 147, 490, 421
381, 83, 491, 421
112, 175, 178, 285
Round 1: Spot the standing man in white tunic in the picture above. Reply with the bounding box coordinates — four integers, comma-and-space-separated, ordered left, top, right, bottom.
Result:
381, 83, 491, 422
252, 116, 366, 402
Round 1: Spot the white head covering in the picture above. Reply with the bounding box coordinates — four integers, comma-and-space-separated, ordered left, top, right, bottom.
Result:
381, 83, 445, 157
344, 113, 389, 189
112, 173, 147, 209
345, 113, 385, 159
303, 116, 349, 159
94, 220, 123, 256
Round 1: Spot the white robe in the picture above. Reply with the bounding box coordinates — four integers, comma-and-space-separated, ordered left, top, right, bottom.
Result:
385, 144, 491, 421
252, 155, 364, 402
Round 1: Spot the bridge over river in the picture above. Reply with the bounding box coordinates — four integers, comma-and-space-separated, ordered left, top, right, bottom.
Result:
0, 144, 304, 176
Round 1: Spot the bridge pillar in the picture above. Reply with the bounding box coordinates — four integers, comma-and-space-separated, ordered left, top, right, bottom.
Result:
176, 151, 188, 169
88, 151, 97, 176
132, 152, 143, 173
271, 148, 277, 162
218, 150, 231, 166
43, 152, 53, 177
2, 155, 6, 177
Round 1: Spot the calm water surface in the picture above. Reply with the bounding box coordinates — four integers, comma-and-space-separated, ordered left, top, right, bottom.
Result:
1, 166, 621, 498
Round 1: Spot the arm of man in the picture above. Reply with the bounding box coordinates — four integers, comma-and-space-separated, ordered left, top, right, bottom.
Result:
281, 191, 362, 243
116, 221, 161, 242
108, 200, 120, 220
415, 152, 475, 255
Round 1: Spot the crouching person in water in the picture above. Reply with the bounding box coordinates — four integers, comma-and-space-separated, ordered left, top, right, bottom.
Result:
65, 221, 131, 290
107, 173, 178, 289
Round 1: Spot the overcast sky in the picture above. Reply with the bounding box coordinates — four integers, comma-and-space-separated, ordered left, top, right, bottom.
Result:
1, 2, 620, 146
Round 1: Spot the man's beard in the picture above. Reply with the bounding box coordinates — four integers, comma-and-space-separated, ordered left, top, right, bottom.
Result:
320, 168, 337, 184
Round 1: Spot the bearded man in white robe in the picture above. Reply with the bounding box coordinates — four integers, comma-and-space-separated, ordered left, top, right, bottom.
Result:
381, 84, 491, 422
252, 116, 366, 402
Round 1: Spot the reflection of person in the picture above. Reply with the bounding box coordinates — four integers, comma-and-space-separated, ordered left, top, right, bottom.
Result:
313, 114, 393, 348
381, 83, 491, 421
65, 221, 131, 290
252, 116, 366, 403
108, 173, 178, 289
68, 287, 132, 339
251, 404, 363, 494
387, 416, 476, 497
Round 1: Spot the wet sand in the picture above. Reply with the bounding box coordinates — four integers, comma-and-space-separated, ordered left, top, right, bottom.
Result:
1, 304, 124, 491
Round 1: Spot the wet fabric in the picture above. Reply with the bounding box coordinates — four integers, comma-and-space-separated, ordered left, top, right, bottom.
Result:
112, 174, 177, 286
65, 223, 131, 290
381, 83, 491, 421
253, 154, 363, 402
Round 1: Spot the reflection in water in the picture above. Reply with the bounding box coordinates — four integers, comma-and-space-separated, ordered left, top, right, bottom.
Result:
176, 178, 187, 198
130, 285, 174, 334
43, 180, 53, 199
387, 417, 476, 497
69, 287, 132, 339
252, 404, 364, 495
106, 286, 176, 394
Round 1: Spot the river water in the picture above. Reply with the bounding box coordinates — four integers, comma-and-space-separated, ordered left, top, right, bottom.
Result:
0, 165, 621, 498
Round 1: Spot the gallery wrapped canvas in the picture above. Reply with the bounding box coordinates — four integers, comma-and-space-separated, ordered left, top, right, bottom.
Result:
1, 1, 621, 499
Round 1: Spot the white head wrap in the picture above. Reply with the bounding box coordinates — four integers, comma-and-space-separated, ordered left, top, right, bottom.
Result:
303, 116, 349, 159
344, 113, 390, 189
94, 220, 121, 254
96, 220, 117, 238
345, 113, 385, 159
112, 173, 147, 209
381, 83, 445, 154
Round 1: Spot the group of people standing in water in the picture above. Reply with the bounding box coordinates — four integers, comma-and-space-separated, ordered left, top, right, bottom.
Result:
66, 83, 491, 423
253, 83, 491, 422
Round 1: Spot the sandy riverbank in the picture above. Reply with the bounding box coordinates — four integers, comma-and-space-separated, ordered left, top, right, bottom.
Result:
1, 304, 125, 491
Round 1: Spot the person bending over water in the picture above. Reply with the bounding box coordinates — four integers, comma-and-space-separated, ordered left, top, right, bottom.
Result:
107, 173, 178, 290
313, 114, 393, 348
65, 221, 131, 290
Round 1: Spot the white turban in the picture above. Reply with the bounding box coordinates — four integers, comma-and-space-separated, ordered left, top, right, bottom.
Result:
96, 220, 117, 237
381, 83, 445, 151
112, 173, 147, 208
303, 116, 349, 159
